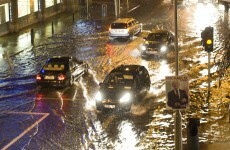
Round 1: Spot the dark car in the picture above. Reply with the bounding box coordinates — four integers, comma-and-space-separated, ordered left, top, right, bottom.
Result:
95, 65, 151, 111
141, 29, 175, 57
36, 56, 88, 87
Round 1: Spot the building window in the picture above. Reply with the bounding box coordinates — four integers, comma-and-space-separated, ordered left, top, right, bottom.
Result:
0, 3, 9, 24
18, 0, 30, 17
57, 0, 61, 4
46, 0, 54, 8
34, 0, 39, 12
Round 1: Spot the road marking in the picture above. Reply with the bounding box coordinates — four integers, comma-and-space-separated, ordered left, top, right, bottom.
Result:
128, 5, 140, 13
2, 112, 49, 150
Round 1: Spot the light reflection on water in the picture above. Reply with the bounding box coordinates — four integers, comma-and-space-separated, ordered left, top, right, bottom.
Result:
194, 3, 219, 33
150, 60, 173, 95
115, 121, 139, 150
0, 1, 229, 149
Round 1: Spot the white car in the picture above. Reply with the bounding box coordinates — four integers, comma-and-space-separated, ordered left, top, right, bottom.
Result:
109, 18, 142, 41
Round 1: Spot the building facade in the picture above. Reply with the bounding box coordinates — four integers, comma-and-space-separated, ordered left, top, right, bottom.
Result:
0, 0, 91, 36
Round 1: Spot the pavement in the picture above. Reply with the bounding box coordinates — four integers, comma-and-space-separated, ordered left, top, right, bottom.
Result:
0, 1, 118, 59
0, 1, 230, 150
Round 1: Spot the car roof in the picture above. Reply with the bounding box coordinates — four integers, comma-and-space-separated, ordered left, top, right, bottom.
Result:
112, 18, 135, 23
48, 56, 71, 63
111, 65, 146, 76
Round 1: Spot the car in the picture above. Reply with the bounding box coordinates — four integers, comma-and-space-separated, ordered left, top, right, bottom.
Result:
109, 18, 142, 41
95, 64, 151, 111
141, 29, 175, 57
36, 56, 88, 87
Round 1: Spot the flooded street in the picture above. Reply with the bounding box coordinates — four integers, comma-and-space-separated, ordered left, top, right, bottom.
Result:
0, 0, 229, 149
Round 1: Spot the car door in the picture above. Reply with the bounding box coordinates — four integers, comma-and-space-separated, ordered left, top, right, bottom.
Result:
69, 61, 76, 77
131, 20, 138, 35
139, 67, 150, 94
73, 61, 84, 78
127, 22, 133, 36
133, 20, 141, 34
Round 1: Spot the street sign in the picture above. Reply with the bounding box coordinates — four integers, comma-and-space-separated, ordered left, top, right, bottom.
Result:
165, 76, 189, 110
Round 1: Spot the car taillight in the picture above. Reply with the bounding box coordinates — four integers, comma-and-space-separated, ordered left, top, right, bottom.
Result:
58, 74, 65, 80
36, 74, 42, 80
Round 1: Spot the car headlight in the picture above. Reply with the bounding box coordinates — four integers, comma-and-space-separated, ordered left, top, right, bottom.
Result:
95, 92, 102, 101
141, 45, 147, 51
119, 93, 131, 103
160, 45, 167, 52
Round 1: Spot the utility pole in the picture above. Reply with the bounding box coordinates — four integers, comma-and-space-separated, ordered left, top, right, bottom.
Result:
114, 0, 118, 17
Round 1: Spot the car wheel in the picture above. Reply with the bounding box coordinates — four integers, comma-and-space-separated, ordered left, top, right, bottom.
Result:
137, 28, 142, 35
84, 64, 89, 74
129, 34, 134, 41
96, 104, 103, 111
109, 36, 114, 41
69, 76, 74, 86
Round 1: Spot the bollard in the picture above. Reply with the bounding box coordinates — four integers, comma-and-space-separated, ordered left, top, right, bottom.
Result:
102, 4, 107, 17
52, 21, 54, 35
227, 103, 230, 123
73, 13, 75, 22
3, 50, 13, 70
31, 28, 34, 45
187, 118, 200, 150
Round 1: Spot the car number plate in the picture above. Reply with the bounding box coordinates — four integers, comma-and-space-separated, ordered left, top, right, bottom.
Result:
44, 75, 54, 80
104, 105, 115, 109
115, 29, 123, 33
147, 51, 158, 54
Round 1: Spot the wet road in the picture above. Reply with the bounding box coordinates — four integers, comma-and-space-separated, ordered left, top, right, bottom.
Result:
0, 0, 230, 149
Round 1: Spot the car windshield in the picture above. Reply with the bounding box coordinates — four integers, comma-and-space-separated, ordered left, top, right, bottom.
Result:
43, 62, 66, 71
147, 33, 168, 42
111, 23, 127, 29
104, 73, 134, 87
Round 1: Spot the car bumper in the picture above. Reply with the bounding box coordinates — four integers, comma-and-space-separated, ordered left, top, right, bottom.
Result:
109, 34, 130, 39
141, 48, 167, 56
36, 80, 68, 87
96, 100, 132, 111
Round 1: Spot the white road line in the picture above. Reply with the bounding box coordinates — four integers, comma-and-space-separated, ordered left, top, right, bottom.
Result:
128, 5, 140, 13
2, 112, 49, 150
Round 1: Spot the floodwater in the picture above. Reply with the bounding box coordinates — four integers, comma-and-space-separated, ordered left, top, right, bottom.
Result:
0, 0, 229, 149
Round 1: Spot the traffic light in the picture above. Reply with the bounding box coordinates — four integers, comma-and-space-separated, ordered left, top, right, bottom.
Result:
201, 27, 214, 52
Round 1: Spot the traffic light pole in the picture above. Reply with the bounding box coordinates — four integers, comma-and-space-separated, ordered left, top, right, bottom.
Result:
174, 0, 182, 150
208, 52, 211, 100
201, 26, 213, 101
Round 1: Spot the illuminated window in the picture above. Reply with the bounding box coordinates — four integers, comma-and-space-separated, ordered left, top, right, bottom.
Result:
57, 0, 61, 4
34, 0, 38, 12
18, 0, 30, 17
46, 0, 54, 8
0, 3, 9, 24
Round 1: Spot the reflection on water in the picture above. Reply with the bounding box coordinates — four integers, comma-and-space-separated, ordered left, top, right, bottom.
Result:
115, 121, 138, 150
194, 3, 219, 33
148, 60, 173, 95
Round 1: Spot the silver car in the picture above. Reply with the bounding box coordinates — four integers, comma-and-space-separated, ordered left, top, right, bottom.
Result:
109, 18, 142, 41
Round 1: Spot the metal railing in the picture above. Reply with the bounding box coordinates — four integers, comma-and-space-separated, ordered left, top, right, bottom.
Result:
214, 36, 230, 87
